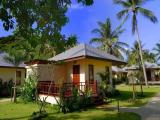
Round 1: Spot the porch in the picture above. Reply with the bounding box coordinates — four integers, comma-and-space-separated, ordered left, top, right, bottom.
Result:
37, 80, 98, 97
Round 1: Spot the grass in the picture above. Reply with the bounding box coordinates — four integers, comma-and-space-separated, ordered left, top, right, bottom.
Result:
1, 84, 159, 120
108, 84, 160, 107
45, 109, 141, 120
0, 101, 141, 120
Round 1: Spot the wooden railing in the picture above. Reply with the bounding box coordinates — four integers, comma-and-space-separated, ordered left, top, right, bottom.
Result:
37, 81, 97, 97
37, 81, 60, 96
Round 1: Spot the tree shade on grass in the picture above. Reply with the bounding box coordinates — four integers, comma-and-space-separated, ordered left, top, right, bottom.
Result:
0, 101, 141, 120
108, 85, 160, 107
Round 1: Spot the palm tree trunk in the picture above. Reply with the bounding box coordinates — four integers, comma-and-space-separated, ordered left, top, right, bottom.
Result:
131, 73, 136, 100
140, 79, 143, 96
135, 24, 148, 87
13, 69, 17, 102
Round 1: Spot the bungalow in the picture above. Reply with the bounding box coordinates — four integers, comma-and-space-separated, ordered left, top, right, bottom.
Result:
0, 53, 26, 96
124, 62, 160, 84
112, 66, 127, 84
25, 44, 126, 104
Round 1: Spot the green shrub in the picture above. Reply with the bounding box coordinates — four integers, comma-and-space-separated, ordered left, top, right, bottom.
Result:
59, 86, 93, 113
106, 86, 120, 97
20, 76, 37, 102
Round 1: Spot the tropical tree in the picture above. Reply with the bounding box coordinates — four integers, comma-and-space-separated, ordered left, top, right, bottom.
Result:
0, 31, 77, 61
143, 50, 156, 63
114, 0, 158, 86
128, 41, 156, 65
4, 50, 25, 102
90, 18, 129, 59
0, 0, 93, 44
153, 42, 160, 61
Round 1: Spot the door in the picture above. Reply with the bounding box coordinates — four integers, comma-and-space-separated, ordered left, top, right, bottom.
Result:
73, 65, 80, 84
146, 70, 151, 81
16, 71, 21, 85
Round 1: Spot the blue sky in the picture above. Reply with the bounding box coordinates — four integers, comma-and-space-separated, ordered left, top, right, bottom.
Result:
1, 0, 160, 51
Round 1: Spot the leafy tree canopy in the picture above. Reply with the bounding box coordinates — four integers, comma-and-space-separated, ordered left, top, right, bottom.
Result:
90, 18, 129, 60
0, 0, 93, 32
127, 41, 156, 66
0, 0, 91, 61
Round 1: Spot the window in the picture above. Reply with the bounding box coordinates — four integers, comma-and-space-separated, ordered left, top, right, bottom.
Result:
88, 65, 94, 83
105, 66, 110, 81
16, 71, 21, 85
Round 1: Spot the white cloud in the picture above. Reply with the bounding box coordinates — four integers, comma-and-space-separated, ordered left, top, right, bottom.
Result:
69, 4, 84, 10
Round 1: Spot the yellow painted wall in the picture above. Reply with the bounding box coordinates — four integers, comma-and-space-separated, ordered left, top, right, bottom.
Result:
26, 64, 67, 84
84, 58, 112, 82
26, 58, 112, 84
66, 58, 112, 83
0, 67, 25, 85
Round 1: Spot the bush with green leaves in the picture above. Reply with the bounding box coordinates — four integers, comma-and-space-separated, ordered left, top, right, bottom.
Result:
106, 86, 120, 97
20, 76, 37, 102
59, 86, 93, 113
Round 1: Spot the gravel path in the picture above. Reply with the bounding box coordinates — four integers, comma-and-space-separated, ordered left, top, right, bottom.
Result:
121, 94, 160, 120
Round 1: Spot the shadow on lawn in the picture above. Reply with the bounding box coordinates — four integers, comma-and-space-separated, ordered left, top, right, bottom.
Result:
110, 90, 158, 107
0, 116, 30, 120
45, 111, 141, 120
120, 90, 156, 99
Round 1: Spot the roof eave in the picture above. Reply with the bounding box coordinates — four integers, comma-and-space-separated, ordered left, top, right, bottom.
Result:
51, 55, 127, 65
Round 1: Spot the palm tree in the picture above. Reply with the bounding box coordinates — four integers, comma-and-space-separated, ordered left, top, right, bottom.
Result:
128, 41, 144, 96
128, 41, 156, 65
114, 0, 158, 87
4, 50, 24, 102
153, 42, 160, 61
143, 50, 156, 63
90, 18, 129, 59
128, 41, 141, 65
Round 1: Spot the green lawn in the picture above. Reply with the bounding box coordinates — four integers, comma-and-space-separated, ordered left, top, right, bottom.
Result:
0, 101, 140, 120
108, 84, 160, 107
1, 84, 159, 120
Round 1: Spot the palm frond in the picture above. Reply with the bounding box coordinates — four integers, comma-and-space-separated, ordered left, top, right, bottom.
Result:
117, 41, 129, 47
91, 28, 104, 37
117, 9, 129, 19
138, 7, 158, 23
114, 0, 131, 8
90, 38, 102, 44
4, 55, 23, 67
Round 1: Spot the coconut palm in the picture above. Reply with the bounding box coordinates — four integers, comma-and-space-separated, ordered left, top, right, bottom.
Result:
128, 41, 156, 65
4, 50, 24, 102
128, 41, 141, 65
143, 50, 156, 63
153, 42, 160, 61
114, 0, 158, 86
90, 18, 129, 59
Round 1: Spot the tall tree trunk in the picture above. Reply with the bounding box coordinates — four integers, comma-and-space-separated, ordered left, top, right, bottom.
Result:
131, 73, 136, 100
13, 69, 17, 102
109, 67, 113, 88
135, 24, 148, 87
140, 79, 143, 96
